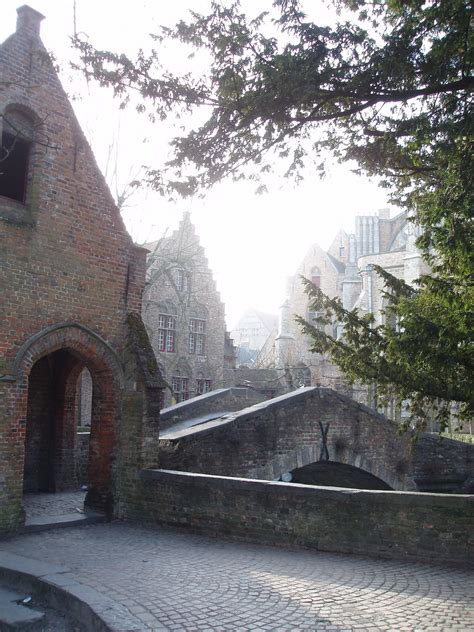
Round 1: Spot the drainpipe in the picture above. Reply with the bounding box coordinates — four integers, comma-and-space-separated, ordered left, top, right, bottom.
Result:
366, 264, 375, 408
366, 264, 373, 315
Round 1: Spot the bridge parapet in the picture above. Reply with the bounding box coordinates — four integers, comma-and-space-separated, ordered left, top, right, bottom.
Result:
159, 387, 474, 492
159, 387, 416, 490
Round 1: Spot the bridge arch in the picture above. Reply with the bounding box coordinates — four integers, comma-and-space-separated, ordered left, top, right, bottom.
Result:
255, 443, 404, 491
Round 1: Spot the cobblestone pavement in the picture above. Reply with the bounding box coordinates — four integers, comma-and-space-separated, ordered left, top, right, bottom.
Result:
23, 491, 87, 518
1, 522, 473, 631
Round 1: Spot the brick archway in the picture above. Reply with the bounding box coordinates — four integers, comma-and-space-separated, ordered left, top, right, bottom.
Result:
14, 323, 124, 516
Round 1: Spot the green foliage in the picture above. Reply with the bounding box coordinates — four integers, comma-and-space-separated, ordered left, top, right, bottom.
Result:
74, 1, 473, 429
296, 267, 473, 430
74, 0, 473, 199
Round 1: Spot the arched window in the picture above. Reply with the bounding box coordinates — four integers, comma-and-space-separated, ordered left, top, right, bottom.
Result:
0, 108, 35, 202
310, 266, 321, 288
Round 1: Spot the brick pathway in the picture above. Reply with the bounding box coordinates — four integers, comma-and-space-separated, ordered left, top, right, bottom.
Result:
1, 522, 472, 631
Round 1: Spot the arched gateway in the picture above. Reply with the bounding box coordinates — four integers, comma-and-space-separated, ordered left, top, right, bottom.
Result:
14, 323, 124, 516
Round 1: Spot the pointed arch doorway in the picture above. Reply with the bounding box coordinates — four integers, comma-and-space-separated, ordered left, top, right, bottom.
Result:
15, 323, 124, 518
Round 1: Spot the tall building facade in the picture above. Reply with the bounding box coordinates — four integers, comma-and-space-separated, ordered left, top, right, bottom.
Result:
143, 213, 232, 406
271, 209, 429, 401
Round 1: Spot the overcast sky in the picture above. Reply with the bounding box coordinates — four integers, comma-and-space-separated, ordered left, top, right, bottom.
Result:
1, 1, 394, 328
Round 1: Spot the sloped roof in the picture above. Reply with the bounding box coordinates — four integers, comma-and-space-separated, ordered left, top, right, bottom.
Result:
326, 252, 346, 273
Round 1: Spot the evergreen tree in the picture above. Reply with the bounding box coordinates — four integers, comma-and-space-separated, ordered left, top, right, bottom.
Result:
75, 0, 473, 428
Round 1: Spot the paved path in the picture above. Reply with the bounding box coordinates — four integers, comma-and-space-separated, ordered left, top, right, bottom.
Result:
23, 491, 87, 518
1, 522, 473, 631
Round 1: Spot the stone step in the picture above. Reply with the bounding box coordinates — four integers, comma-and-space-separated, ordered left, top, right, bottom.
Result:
21, 511, 107, 534
0, 587, 45, 630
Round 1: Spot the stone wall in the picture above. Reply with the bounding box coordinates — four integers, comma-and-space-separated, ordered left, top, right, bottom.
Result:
159, 387, 416, 490
414, 435, 474, 493
128, 469, 474, 567
159, 387, 474, 493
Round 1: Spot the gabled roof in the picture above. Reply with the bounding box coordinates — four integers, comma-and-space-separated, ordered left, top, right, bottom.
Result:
326, 252, 346, 273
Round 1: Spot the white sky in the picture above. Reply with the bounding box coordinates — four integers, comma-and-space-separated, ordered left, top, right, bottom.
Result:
1, 1, 394, 328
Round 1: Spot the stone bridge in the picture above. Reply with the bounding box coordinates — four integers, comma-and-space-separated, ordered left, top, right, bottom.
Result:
159, 387, 474, 493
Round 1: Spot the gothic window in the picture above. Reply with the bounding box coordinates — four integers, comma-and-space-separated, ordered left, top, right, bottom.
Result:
172, 375, 190, 402
310, 266, 321, 288
196, 378, 212, 395
157, 314, 176, 352
0, 109, 35, 203
189, 318, 206, 355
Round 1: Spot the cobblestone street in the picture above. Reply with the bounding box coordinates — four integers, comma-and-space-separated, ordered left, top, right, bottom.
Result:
1, 521, 472, 631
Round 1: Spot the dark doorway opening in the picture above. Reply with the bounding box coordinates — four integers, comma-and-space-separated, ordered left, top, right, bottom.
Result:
23, 347, 116, 518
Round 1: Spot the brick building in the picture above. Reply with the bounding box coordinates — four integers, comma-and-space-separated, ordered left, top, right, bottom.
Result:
0, 6, 163, 535
143, 212, 233, 407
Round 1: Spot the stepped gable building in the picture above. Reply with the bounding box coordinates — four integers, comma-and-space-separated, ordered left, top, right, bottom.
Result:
273, 209, 429, 397
0, 6, 164, 535
143, 212, 232, 406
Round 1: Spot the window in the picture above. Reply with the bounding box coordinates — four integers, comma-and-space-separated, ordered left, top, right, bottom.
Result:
294, 365, 311, 388
310, 266, 321, 288
189, 318, 206, 355
172, 376, 190, 402
308, 310, 325, 331
0, 111, 34, 203
196, 379, 212, 395
176, 268, 186, 292
157, 314, 176, 352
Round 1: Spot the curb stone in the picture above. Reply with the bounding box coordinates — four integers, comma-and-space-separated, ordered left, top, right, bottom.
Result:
0, 552, 145, 631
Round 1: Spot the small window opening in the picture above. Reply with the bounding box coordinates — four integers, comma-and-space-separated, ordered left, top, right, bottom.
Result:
0, 131, 31, 202
0, 111, 35, 203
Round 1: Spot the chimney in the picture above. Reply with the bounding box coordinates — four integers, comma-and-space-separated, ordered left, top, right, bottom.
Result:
16, 5, 45, 38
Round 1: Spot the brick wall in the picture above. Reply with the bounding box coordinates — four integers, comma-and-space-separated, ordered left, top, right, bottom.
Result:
0, 28, 146, 366
0, 9, 153, 533
127, 469, 474, 567
75, 432, 90, 486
